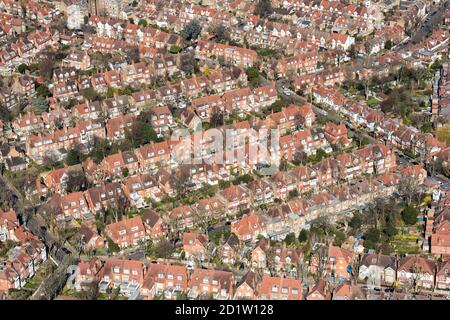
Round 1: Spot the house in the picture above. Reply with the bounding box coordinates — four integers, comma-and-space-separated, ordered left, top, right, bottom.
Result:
105, 114, 136, 141
84, 182, 127, 213
98, 258, 145, 296
257, 276, 303, 300
358, 253, 396, 286
74, 258, 104, 291
435, 261, 450, 290
52, 192, 91, 222
0, 208, 19, 241
80, 225, 105, 251
231, 214, 267, 242
326, 245, 354, 279
312, 86, 345, 111
141, 264, 188, 300
221, 234, 240, 265
63, 50, 90, 70
142, 209, 165, 240
397, 256, 436, 289
324, 122, 350, 146
234, 270, 260, 300
250, 238, 270, 269
183, 232, 209, 262
188, 268, 235, 300
147, 106, 175, 134
169, 205, 194, 231
306, 279, 331, 300
332, 283, 366, 300
104, 216, 147, 249
272, 246, 303, 277
218, 185, 251, 214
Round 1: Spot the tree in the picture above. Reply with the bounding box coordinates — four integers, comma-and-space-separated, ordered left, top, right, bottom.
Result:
65, 149, 81, 166
170, 166, 191, 196
364, 228, 380, 249
284, 233, 297, 246
125, 119, 160, 148
18, 63, 28, 74
298, 229, 309, 242
36, 85, 51, 97
213, 24, 230, 43
399, 176, 421, 205
246, 67, 261, 85
169, 45, 182, 54
180, 52, 199, 75
181, 20, 202, 41
138, 19, 148, 27
155, 239, 174, 258
292, 150, 307, 165
34, 96, 49, 114
384, 39, 393, 50
38, 50, 56, 79
0, 106, 12, 122
66, 169, 87, 193
288, 189, 299, 199
107, 237, 120, 253
384, 220, 398, 237
81, 87, 99, 101
254, 0, 273, 18
402, 205, 418, 225
210, 109, 224, 127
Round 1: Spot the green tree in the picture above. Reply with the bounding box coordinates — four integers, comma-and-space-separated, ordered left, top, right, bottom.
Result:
65, 149, 81, 166
169, 45, 182, 54
36, 85, 51, 97
298, 229, 309, 242
401, 205, 418, 225
18, 63, 28, 74
138, 19, 148, 27
384, 221, 398, 237
384, 39, 393, 50
107, 237, 120, 253
364, 228, 380, 249
181, 20, 202, 41
288, 189, 299, 199
364, 228, 380, 243
81, 87, 99, 101
246, 67, 261, 84
284, 233, 297, 246
125, 119, 160, 148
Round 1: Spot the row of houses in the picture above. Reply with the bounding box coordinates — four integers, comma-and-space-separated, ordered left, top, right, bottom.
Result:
0, 208, 48, 293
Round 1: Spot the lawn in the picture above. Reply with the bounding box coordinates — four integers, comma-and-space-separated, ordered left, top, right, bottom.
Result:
390, 234, 420, 255
367, 96, 381, 107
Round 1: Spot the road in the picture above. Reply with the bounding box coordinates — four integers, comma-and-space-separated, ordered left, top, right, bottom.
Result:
275, 80, 328, 116
394, 1, 449, 52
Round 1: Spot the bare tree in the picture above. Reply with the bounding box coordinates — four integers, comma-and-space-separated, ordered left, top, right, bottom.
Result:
398, 176, 421, 205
